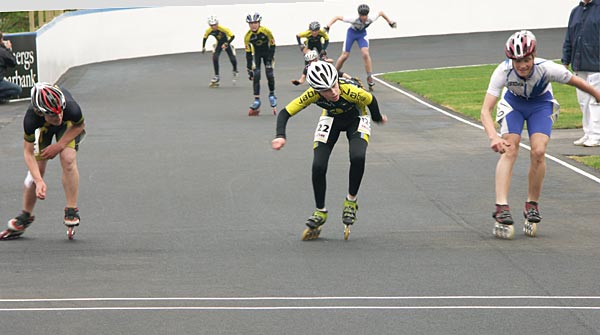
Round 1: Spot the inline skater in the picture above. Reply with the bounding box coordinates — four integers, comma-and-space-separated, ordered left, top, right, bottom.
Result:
292, 49, 359, 86
295, 21, 332, 63
272, 61, 388, 240
1, 83, 86, 240
201, 15, 238, 87
481, 30, 600, 239
324, 4, 396, 90
244, 12, 277, 115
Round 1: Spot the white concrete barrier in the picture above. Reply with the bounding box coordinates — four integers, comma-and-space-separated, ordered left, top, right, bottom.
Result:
33, 0, 576, 83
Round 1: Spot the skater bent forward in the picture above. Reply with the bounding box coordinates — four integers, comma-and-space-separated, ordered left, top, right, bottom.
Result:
1, 82, 86, 240
272, 61, 387, 240
480, 30, 600, 239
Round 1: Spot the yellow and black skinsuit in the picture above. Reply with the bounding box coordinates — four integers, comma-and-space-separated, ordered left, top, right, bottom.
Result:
275, 79, 383, 209
244, 25, 276, 96
202, 25, 238, 76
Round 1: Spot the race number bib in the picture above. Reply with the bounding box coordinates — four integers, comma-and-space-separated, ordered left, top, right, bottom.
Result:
314, 116, 333, 143
357, 115, 371, 135
33, 128, 41, 156
495, 98, 513, 122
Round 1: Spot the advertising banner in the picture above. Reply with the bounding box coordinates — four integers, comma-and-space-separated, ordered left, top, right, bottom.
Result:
4, 32, 38, 99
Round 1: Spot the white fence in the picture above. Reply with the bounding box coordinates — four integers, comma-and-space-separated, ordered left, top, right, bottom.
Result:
33, 0, 577, 83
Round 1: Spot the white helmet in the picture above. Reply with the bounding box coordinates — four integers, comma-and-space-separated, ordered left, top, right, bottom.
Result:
304, 49, 319, 62
208, 15, 218, 25
306, 61, 339, 91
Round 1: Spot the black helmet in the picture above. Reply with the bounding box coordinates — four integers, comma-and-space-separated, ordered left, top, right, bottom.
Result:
309, 21, 320, 31
357, 4, 370, 15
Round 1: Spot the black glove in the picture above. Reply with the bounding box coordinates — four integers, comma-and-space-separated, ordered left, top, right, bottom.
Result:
247, 69, 254, 81
324, 26, 329, 33
319, 50, 327, 57
291, 80, 300, 86
389, 21, 397, 28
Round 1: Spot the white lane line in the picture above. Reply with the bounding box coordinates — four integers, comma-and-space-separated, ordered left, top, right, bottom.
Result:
372, 75, 600, 185
0, 306, 599, 312
2, 295, 600, 302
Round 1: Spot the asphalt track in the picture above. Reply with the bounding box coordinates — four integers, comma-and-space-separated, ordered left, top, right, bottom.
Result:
1, 28, 599, 334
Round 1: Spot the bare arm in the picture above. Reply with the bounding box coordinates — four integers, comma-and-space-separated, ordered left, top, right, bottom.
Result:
41, 121, 85, 160
325, 16, 344, 30
480, 93, 509, 153
23, 141, 47, 199
377, 11, 396, 27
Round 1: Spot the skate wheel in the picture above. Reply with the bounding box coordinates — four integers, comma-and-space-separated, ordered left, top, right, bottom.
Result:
493, 222, 515, 240
343, 225, 350, 240
301, 227, 321, 241
67, 226, 76, 240
523, 219, 537, 237
272, 107, 277, 115
248, 108, 260, 116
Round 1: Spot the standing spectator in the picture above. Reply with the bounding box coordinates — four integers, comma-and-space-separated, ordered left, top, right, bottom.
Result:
562, 0, 600, 147
0, 32, 22, 101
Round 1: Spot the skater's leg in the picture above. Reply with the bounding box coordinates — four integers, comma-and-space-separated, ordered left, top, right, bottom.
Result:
347, 136, 368, 199
60, 147, 79, 209
265, 58, 275, 94
212, 48, 222, 77
494, 133, 521, 205
335, 51, 350, 71
527, 133, 549, 202
225, 46, 238, 72
312, 143, 335, 209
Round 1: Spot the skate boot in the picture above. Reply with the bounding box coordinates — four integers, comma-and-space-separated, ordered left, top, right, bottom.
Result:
0, 211, 35, 240
268, 94, 277, 115
366, 76, 375, 91
492, 204, 514, 239
248, 98, 261, 116
342, 198, 358, 240
64, 207, 80, 240
232, 70, 238, 85
301, 210, 328, 241
523, 201, 541, 237
209, 76, 220, 88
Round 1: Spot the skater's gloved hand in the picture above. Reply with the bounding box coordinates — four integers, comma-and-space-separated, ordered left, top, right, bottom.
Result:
324, 26, 329, 33
389, 21, 397, 28
319, 50, 327, 57
271, 137, 286, 150
291, 80, 301, 86
247, 69, 254, 81
201, 48, 206, 54
221, 43, 228, 50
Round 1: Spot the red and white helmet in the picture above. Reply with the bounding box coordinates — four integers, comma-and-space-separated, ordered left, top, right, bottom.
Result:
31, 82, 65, 115
505, 30, 537, 59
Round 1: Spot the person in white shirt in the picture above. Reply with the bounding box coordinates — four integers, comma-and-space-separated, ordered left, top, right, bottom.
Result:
480, 30, 600, 239
324, 4, 396, 90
